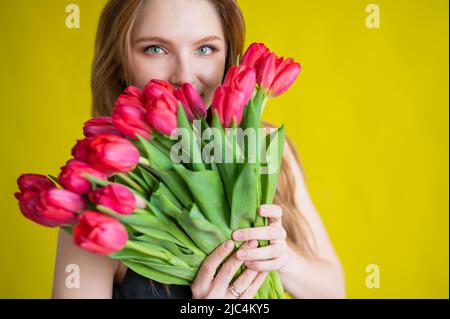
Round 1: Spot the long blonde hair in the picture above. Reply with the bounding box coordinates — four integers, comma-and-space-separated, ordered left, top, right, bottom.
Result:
92, 0, 316, 288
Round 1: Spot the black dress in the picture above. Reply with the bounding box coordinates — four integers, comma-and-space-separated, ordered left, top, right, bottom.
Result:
112, 267, 192, 299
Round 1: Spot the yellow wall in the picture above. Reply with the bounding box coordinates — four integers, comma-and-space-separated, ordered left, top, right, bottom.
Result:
0, 0, 447, 298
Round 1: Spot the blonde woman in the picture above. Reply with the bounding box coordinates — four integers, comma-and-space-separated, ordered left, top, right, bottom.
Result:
52, 0, 345, 299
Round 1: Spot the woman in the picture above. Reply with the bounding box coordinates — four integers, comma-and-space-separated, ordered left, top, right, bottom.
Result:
52, 0, 345, 299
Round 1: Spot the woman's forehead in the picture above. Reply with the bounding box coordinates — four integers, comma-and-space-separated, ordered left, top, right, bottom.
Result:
133, 0, 224, 41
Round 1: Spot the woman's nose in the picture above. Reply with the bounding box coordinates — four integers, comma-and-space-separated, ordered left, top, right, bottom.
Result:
169, 55, 194, 89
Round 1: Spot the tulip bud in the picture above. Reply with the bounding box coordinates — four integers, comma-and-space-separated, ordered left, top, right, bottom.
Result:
16, 174, 55, 193
73, 211, 128, 255
89, 184, 136, 215
212, 85, 247, 127
269, 58, 301, 97
175, 83, 207, 121
241, 42, 270, 69
15, 187, 85, 227
113, 94, 152, 139
223, 65, 256, 104
72, 134, 140, 175
83, 117, 122, 138
144, 79, 177, 101
58, 159, 106, 194
146, 92, 179, 135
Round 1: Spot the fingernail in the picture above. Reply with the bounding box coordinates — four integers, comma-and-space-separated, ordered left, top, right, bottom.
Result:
224, 240, 234, 250
233, 231, 243, 240
259, 205, 265, 215
237, 250, 247, 259
248, 240, 258, 247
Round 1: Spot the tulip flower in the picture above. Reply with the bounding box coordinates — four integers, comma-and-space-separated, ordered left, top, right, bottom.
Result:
241, 42, 270, 70
175, 83, 207, 121
146, 91, 179, 135
223, 65, 257, 104
58, 159, 106, 194
89, 184, 136, 215
269, 57, 301, 97
241, 42, 301, 97
144, 79, 177, 101
124, 85, 145, 103
15, 187, 86, 227
113, 94, 152, 139
73, 211, 128, 255
16, 174, 55, 193
212, 85, 247, 127
72, 134, 140, 175
83, 117, 122, 137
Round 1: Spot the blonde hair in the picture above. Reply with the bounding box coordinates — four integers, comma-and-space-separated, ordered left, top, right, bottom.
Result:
92, 0, 316, 292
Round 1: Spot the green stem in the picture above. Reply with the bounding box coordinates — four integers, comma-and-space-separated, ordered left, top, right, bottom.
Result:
116, 173, 146, 194
139, 157, 150, 166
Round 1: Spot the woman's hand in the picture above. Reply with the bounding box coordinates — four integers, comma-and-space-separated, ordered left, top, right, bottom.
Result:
232, 204, 290, 273
191, 240, 268, 299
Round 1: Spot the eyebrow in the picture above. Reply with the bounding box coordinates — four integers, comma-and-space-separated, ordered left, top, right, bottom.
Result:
134, 35, 223, 46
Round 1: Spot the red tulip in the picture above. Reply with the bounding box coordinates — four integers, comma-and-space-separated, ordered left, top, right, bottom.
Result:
241, 42, 270, 69
58, 159, 106, 194
15, 187, 86, 227
113, 94, 152, 139
72, 134, 140, 175
83, 117, 122, 137
146, 92, 179, 135
89, 184, 136, 215
255, 51, 278, 92
73, 211, 128, 255
144, 79, 176, 101
16, 174, 55, 193
212, 85, 247, 127
241, 42, 301, 97
223, 65, 256, 104
269, 57, 301, 97
124, 85, 145, 103
175, 83, 207, 121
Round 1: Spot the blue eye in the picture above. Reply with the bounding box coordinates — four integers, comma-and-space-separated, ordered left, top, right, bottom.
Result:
196, 45, 215, 55
144, 45, 165, 55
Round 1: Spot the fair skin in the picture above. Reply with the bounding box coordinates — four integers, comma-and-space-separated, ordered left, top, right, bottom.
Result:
52, 0, 345, 299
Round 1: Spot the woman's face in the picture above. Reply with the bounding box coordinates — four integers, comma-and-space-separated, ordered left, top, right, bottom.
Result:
130, 0, 228, 107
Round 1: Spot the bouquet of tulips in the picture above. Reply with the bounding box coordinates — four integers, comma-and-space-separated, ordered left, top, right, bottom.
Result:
14, 42, 301, 299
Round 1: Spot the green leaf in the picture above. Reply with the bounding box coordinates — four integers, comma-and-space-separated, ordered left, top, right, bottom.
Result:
177, 103, 205, 171
261, 125, 285, 204
176, 204, 229, 254
230, 162, 258, 230
173, 164, 231, 238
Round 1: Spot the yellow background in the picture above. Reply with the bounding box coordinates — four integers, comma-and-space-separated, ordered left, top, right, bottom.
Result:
0, 0, 448, 298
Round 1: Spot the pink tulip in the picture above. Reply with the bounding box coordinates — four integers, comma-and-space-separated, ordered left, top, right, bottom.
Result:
146, 92, 179, 135
255, 51, 278, 92
241, 42, 301, 97
15, 187, 86, 227
144, 79, 176, 101
113, 94, 152, 139
175, 83, 207, 121
16, 174, 55, 193
73, 211, 128, 255
83, 117, 122, 137
72, 134, 140, 175
212, 85, 247, 127
89, 184, 136, 215
58, 159, 106, 194
269, 57, 301, 97
223, 65, 256, 104
175, 83, 206, 121
241, 42, 270, 69
124, 85, 145, 103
